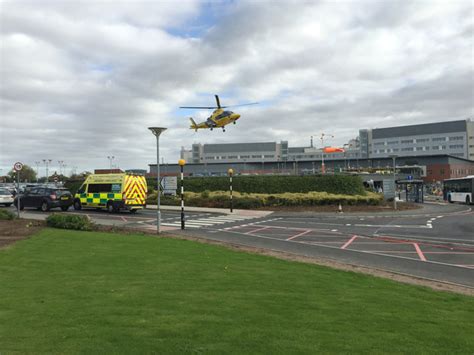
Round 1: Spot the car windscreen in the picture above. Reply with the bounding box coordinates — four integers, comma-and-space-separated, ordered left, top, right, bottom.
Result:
0, 189, 11, 195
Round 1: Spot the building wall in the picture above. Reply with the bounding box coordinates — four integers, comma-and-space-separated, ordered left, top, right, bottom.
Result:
467, 120, 474, 161
370, 132, 468, 159
177, 119, 473, 166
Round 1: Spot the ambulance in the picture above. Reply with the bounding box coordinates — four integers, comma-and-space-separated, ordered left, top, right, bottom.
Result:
73, 173, 147, 213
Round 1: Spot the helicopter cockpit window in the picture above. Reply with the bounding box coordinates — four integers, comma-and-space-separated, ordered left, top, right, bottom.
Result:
223, 111, 232, 115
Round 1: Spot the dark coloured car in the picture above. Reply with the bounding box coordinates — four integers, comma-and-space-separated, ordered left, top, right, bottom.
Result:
14, 187, 73, 212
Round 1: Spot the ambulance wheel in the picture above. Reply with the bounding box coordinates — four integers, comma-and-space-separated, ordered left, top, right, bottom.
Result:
107, 202, 115, 213
73, 200, 82, 210
130, 209, 137, 214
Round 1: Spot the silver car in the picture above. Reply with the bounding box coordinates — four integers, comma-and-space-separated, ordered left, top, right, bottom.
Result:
0, 188, 14, 207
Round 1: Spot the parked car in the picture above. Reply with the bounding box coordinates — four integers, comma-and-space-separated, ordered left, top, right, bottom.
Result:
0, 188, 14, 207
14, 187, 73, 212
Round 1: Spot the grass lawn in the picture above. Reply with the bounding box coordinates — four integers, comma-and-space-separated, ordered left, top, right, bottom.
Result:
0, 229, 473, 354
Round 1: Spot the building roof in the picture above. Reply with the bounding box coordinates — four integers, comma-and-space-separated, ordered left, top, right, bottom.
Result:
203, 142, 277, 153
372, 120, 467, 139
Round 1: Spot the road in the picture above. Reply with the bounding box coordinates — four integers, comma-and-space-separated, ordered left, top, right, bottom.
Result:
175, 203, 474, 287
4, 202, 474, 287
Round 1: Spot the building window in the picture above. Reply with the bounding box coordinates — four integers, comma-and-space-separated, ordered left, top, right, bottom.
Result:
432, 137, 447, 142
449, 136, 464, 141
374, 142, 385, 146
449, 144, 464, 149
416, 138, 429, 143
388, 141, 399, 145
401, 139, 414, 144
240, 155, 250, 159
264, 155, 274, 158
401, 147, 414, 151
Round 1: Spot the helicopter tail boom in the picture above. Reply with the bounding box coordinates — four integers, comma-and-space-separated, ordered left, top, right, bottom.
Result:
189, 117, 198, 129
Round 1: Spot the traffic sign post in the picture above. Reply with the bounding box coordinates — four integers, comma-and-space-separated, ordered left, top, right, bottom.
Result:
13, 162, 23, 218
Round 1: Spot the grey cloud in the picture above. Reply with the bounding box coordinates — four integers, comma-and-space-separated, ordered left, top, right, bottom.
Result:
1, 0, 473, 173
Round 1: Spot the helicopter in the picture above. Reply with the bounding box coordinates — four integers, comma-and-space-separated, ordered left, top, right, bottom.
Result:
180, 95, 258, 132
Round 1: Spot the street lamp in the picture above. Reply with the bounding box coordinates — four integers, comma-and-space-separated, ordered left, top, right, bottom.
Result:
107, 156, 115, 169
148, 127, 167, 234
58, 160, 64, 176
35, 161, 40, 182
43, 159, 52, 182
343, 144, 350, 171
389, 155, 398, 210
319, 133, 334, 175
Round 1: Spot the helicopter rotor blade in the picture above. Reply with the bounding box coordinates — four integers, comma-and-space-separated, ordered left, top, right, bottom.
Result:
179, 106, 218, 109
215, 95, 221, 108
220, 102, 259, 108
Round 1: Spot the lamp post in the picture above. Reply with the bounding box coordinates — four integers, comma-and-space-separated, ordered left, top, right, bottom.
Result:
228, 168, 234, 213
107, 156, 115, 169
148, 127, 167, 234
43, 159, 52, 182
319, 133, 334, 175
343, 144, 349, 171
35, 161, 40, 182
58, 160, 64, 176
178, 159, 186, 230
389, 155, 398, 210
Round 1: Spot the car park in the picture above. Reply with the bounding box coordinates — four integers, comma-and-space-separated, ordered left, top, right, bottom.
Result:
14, 187, 73, 212
0, 188, 14, 207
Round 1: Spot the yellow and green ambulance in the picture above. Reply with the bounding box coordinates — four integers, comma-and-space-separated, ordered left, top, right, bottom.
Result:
74, 173, 147, 213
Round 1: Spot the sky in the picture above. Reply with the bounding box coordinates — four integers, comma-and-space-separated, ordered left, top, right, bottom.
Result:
1, 0, 473, 176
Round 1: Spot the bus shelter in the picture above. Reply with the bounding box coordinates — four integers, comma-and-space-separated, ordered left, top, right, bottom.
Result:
396, 179, 424, 203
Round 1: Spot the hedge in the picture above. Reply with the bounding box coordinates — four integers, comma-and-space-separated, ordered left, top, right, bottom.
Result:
148, 191, 383, 209
181, 175, 366, 195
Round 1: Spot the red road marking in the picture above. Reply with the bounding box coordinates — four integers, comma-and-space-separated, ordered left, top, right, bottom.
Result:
286, 230, 311, 241
245, 226, 270, 235
341, 235, 357, 249
376, 236, 474, 252
413, 243, 427, 261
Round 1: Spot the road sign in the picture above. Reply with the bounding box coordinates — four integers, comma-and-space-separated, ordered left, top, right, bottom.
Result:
162, 176, 177, 195
14, 162, 23, 171
407, 175, 413, 181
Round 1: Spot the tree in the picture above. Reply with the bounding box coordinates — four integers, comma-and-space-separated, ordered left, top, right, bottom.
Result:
8, 164, 37, 182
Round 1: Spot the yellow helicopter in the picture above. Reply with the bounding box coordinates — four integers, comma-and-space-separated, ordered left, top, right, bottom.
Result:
180, 95, 258, 132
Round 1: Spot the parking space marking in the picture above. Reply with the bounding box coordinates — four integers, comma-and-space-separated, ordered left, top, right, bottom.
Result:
286, 230, 311, 241
341, 235, 357, 249
413, 243, 427, 261
245, 226, 271, 235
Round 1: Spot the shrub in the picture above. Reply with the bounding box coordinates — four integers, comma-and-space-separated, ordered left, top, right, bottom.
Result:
46, 214, 92, 231
169, 191, 383, 209
0, 209, 16, 220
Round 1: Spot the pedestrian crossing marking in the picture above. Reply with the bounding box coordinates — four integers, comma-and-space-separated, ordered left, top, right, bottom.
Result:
157, 214, 262, 229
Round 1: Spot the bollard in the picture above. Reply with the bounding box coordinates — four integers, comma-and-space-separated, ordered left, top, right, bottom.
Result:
178, 159, 186, 229
228, 168, 234, 213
